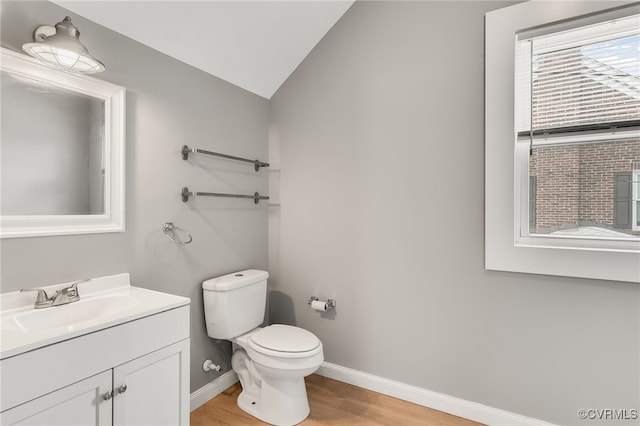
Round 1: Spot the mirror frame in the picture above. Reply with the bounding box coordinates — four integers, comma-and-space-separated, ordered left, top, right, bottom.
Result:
0, 47, 125, 238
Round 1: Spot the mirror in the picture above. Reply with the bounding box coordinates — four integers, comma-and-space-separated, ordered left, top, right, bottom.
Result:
2, 72, 106, 216
0, 47, 125, 238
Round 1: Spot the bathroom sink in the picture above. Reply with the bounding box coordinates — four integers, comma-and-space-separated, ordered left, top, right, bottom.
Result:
0, 273, 190, 359
1, 295, 140, 333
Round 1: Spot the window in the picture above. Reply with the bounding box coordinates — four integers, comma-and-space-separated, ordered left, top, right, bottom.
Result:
515, 11, 640, 250
485, 1, 640, 283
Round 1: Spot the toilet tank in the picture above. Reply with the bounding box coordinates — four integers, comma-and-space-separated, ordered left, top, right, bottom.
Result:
202, 269, 268, 340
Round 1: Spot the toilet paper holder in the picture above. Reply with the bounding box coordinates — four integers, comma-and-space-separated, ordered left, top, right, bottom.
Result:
308, 296, 336, 310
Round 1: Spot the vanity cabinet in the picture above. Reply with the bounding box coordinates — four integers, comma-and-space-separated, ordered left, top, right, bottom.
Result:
0, 296, 190, 426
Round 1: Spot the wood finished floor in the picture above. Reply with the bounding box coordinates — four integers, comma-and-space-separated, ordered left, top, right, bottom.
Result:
190, 374, 483, 426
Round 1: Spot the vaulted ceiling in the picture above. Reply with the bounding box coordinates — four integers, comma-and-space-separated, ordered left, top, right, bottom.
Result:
52, 1, 354, 99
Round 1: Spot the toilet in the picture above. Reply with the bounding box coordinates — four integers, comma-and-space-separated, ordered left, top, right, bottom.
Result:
203, 270, 323, 426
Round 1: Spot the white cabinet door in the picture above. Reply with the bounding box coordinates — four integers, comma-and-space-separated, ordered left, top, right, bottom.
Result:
1, 370, 112, 426
113, 339, 190, 426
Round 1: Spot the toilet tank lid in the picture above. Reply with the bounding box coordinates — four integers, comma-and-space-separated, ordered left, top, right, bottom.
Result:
202, 269, 269, 291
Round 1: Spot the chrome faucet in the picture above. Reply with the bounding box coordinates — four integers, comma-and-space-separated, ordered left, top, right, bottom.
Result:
21, 279, 90, 309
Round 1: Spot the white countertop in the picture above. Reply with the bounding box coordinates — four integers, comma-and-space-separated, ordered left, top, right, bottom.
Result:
0, 273, 190, 360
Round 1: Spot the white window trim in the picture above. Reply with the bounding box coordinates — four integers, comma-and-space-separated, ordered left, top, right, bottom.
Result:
485, 0, 640, 283
634, 170, 640, 232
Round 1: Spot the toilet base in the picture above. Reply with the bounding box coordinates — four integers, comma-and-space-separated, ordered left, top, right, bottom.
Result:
237, 377, 310, 426
232, 350, 312, 425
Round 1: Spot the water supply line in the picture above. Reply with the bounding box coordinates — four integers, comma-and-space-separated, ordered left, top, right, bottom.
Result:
202, 359, 221, 372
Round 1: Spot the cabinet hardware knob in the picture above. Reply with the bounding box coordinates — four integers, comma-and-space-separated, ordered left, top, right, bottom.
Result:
118, 384, 128, 394
103, 390, 113, 400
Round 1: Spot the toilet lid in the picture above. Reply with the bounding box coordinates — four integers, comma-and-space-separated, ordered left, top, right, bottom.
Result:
250, 324, 320, 353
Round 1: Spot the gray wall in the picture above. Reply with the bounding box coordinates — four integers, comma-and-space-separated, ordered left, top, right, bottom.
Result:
269, 2, 640, 425
0, 1, 269, 394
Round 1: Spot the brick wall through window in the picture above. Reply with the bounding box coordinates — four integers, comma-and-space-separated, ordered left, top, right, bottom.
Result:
529, 139, 640, 235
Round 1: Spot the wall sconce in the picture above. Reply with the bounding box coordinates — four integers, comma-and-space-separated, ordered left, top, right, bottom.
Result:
22, 16, 105, 74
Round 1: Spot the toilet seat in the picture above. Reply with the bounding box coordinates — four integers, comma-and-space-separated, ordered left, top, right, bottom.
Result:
248, 325, 322, 359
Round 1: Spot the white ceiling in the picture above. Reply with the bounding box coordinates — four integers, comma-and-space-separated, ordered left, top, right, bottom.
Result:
52, 1, 354, 99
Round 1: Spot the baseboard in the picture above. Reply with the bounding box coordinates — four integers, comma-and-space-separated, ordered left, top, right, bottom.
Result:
189, 362, 555, 425
316, 362, 556, 426
190, 370, 239, 412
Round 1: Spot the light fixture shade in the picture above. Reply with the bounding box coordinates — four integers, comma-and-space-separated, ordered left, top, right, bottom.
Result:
22, 17, 105, 74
